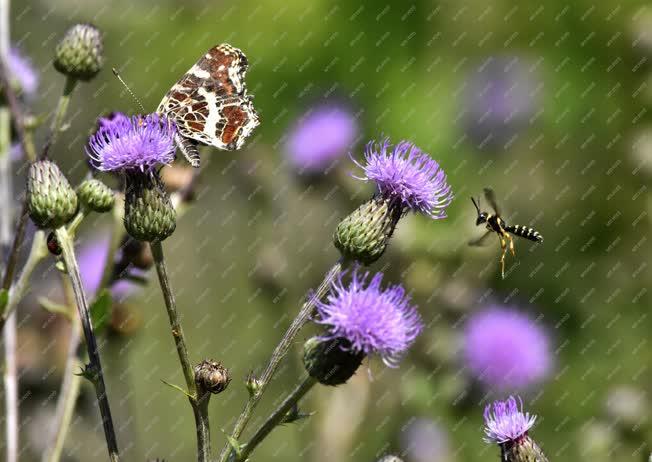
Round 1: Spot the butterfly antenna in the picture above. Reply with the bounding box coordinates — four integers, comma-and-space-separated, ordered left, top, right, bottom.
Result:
112, 67, 146, 113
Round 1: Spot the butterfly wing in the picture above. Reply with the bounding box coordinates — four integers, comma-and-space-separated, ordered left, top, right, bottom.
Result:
158, 44, 259, 152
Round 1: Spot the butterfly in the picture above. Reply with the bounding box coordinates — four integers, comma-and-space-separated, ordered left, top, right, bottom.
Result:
157, 44, 260, 167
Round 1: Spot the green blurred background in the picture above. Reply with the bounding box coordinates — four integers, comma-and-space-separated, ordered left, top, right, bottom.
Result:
7, 0, 651, 461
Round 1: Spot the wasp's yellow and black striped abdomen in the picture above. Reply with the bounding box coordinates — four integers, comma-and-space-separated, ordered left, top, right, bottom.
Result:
505, 224, 543, 242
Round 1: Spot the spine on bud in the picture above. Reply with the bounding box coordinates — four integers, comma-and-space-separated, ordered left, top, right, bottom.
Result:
27, 160, 78, 229
333, 196, 402, 265
302, 337, 364, 386
124, 171, 176, 242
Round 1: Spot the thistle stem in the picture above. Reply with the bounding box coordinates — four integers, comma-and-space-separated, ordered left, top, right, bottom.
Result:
99, 195, 124, 291
44, 76, 77, 156
219, 260, 344, 462
238, 376, 317, 461
54, 227, 120, 462
150, 240, 210, 462
42, 277, 83, 462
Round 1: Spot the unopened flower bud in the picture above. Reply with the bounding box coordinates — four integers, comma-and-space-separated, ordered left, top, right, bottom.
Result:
501, 435, 548, 462
53, 24, 104, 81
245, 372, 262, 397
27, 160, 78, 229
124, 171, 176, 242
194, 360, 231, 395
334, 195, 402, 265
77, 178, 114, 213
302, 337, 364, 386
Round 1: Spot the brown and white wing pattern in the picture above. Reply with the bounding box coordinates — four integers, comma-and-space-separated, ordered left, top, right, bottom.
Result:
158, 44, 260, 165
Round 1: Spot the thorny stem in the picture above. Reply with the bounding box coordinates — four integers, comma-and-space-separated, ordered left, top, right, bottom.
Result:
42, 277, 83, 462
55, 227, 120, 462
238, 376, 317, 461
150, 240, 211, 462
219, 260, 344, 462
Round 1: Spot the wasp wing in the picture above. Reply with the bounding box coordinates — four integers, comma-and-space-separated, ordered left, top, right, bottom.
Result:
483, 187, 501, 215
468, 230, 493, 247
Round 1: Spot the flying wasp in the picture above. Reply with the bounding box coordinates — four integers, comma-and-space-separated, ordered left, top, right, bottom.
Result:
470, 188, 543, 279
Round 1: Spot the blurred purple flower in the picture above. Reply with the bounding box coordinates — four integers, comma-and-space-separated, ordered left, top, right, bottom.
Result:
315, 268, 423, 367
400, 418, 452, 462
86, 113, 176, 171
76, 236, 138, 301
463, 305, 551, 390
483, 396, 536, 444
462, 56, 537, 149
286, 104, 358, 173
7, 47, 39, 97
352, 139, 453, 219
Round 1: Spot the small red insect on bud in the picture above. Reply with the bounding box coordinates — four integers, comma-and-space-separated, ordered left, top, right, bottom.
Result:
47, 232, 62, 255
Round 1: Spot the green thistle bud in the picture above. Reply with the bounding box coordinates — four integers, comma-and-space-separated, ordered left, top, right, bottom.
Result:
333, 196, 402, 265
124, 171, 176, 242
77, 178, 114, 213
245, 372, 262, 397
194, 359, 231, 395
302, 337, 364, 386
377, 456, 404, 462
53, 24, 104, 81
27, 160, 78, 229
501, 436, 549, 462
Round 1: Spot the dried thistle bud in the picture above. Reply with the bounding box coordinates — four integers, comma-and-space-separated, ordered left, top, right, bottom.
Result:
53, 23, 104, 81
27, 160, 78, 229
194, 360, 231, 395
77, 178, 114, 213
333, 195, 402, 265
124, 171, 176, 242
302, 337, 364, 386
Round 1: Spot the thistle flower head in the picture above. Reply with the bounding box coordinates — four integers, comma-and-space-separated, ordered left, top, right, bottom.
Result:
53, 23, 104, 80
77, 178, 114, 213
87, 113, 176, 172
315, 268, 423, 367
27, 160, 78, 229
483, 396, 536, 444
7, 47, 39, 97
194, 359, 231, 395
286, 104, 358, 173
463, 305, 551, 390
352, 139, 453, 218
124, 170, 176, 242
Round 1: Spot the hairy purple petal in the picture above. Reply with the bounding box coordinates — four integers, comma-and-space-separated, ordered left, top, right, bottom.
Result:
86, 113, 176, 171
483, 396, 536, 444
315, 268, 423, 366
352, 139, 453, 218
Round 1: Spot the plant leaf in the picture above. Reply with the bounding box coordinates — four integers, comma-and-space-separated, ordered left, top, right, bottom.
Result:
221, 431, 243, 458
160, 379, 193, 399
90, 289, 112, 333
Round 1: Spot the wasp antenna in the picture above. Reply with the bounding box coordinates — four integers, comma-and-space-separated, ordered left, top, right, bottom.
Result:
112, 67, 146, 113
471, 196, 481, 214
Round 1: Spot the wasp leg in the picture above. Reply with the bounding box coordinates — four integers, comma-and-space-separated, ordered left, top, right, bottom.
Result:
507, 233, 515, 257
499, 236, 507, 279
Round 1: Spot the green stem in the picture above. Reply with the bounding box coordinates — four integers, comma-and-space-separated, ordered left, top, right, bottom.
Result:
0, 230, 48, 327
55, 227, 120, 462
238, 376, 317, 461
150, 240, 211, 462
65, 210, 85, 236
43, 76, 77, 158
218, 260, 344, 462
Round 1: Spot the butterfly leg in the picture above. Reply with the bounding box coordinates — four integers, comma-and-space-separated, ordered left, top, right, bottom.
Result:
499, 236, 507, 279
175, 133, 201, 168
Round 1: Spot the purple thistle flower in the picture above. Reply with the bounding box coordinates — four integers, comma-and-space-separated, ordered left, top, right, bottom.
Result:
400, 418, 452, 462
315, 268, 423, 367
86, 113, 176, 171
483, 396, 536, 444
7, 47, 39, 97
286, 104, 358, 173
352, 139, 453, 219
463, 305, 551, 390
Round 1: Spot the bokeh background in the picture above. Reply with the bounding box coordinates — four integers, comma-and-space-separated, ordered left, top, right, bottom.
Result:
4, 0, 651, 461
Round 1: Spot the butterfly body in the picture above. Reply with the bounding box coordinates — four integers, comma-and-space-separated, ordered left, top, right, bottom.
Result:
158, 44, 260, 167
